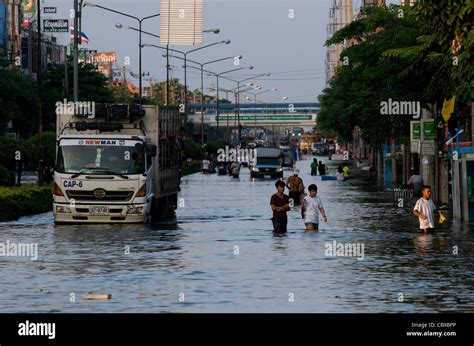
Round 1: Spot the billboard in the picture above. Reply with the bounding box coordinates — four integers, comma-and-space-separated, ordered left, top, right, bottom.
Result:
92, 52, 117, 65
43, 19, 69, 32
22, 0, 35, 14
160, 0, 203, 45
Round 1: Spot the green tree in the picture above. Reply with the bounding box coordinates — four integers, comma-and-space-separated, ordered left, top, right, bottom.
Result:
0, 52, 37, 138
113, 83, 134, 104
42, 60, 115, 131
319, 5, 439, 147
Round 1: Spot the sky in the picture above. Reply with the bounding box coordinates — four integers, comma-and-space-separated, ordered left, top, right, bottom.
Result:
41, 0, 398, 103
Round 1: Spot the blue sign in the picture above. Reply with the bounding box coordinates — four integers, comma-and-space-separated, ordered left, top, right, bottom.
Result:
43, 19, 68, 32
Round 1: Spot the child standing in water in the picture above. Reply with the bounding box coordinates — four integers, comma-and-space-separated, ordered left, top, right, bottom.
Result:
413, 185, 436, 234
301, 184, 327, 231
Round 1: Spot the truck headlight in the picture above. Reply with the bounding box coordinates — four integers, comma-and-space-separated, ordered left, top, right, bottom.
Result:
276, 168, 283, 172
127, 207, 144, 215
56, 206, 71, 213
251, 167, 259, 172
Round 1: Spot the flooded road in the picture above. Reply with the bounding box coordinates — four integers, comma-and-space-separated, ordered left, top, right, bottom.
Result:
1, 156, 473, 312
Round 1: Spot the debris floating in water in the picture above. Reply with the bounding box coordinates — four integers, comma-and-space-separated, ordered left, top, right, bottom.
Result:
82, 292, 112, 300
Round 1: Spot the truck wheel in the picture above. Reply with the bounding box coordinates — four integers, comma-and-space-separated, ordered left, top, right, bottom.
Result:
151, 195, 177, 222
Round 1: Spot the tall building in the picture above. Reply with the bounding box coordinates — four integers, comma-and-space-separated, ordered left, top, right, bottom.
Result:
325, 0, 356, 83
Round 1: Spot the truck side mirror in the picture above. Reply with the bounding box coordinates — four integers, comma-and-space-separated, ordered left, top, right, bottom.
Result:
146, 144, 157, 158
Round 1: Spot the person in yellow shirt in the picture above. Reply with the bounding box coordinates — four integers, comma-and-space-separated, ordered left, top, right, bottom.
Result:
342, 164, 350, 178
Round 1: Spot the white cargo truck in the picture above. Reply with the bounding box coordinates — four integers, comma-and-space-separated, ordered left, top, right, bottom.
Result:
53, 104, 182, 223
249, 148, 284, 179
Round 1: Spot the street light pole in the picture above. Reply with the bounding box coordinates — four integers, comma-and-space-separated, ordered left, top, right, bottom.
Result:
182, 40, 230, 114
142, 39, 229, 109
247, 88, 277, 140
84, 2, 160, 105
73, 0, 79, 102
214, 67, 253, 133
168, 54, 242, 144
224, 73, 271, 142
37, 0, 43, 185
130, 27, 219, 105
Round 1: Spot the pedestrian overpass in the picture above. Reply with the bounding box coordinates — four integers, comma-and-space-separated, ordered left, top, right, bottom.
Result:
187, 102, 318, 127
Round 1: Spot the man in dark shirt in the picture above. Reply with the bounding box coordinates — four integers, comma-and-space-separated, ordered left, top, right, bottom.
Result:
270, 180, 291, 233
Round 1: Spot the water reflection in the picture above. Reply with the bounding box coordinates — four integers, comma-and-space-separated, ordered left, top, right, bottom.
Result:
412, 233, 434, 256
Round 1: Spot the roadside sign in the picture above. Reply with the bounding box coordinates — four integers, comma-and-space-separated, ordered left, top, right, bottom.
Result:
43, 19, 69, 32
411, 121, 420, 140
410, 121, 421, 154
160, 0, 203, 45
22, 0, 35, 14
421, 142, 436, 156
422, 120, 435, 141
43, 7, 57, 14
92, 52, 117, 65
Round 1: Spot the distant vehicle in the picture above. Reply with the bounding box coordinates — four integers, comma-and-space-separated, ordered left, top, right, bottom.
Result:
299, 133, 318, 152
281, 151, 294, 168
312, 141, 327, 155
291, 127, 304, 136
249, 148, 283, 179
278, 139, 290, 151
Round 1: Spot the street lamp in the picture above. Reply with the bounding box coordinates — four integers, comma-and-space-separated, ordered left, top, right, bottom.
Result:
125, 26, 220, 105
142, 40, 231, 111
246, 88, 277, 140
167, 54, 242, 144
203, 28, 220, 34
84, 1, 160, 105
222, 73, 271, 141
213, 67, 254, 134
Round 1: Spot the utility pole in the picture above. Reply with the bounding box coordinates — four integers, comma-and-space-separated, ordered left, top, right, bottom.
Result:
64, 46, 69, 98
73, 0, 79, 102
37, 0, 43, 185
166, 45, 169, 105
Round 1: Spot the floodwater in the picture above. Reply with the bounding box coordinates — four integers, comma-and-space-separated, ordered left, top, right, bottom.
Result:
0, 156, 473, 312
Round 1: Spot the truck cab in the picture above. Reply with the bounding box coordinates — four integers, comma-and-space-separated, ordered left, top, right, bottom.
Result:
53, 135, 154, 223
53, 104, 180, 224
249, 148, 284, 179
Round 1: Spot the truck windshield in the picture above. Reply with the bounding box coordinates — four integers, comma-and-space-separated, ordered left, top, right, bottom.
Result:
257, 158, 281, 166
56, 140, 146, 175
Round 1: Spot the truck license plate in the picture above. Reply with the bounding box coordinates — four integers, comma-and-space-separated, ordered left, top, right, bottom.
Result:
264, 175, 271, 179
89, 206, 109, 215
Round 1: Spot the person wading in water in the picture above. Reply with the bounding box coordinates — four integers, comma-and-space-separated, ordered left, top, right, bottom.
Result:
286, 168, 304, 205
270, 180, 291, 233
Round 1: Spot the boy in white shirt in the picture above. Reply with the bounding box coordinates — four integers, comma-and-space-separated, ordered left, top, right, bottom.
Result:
301, 184, 327, 231
413, 185, 437, 234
